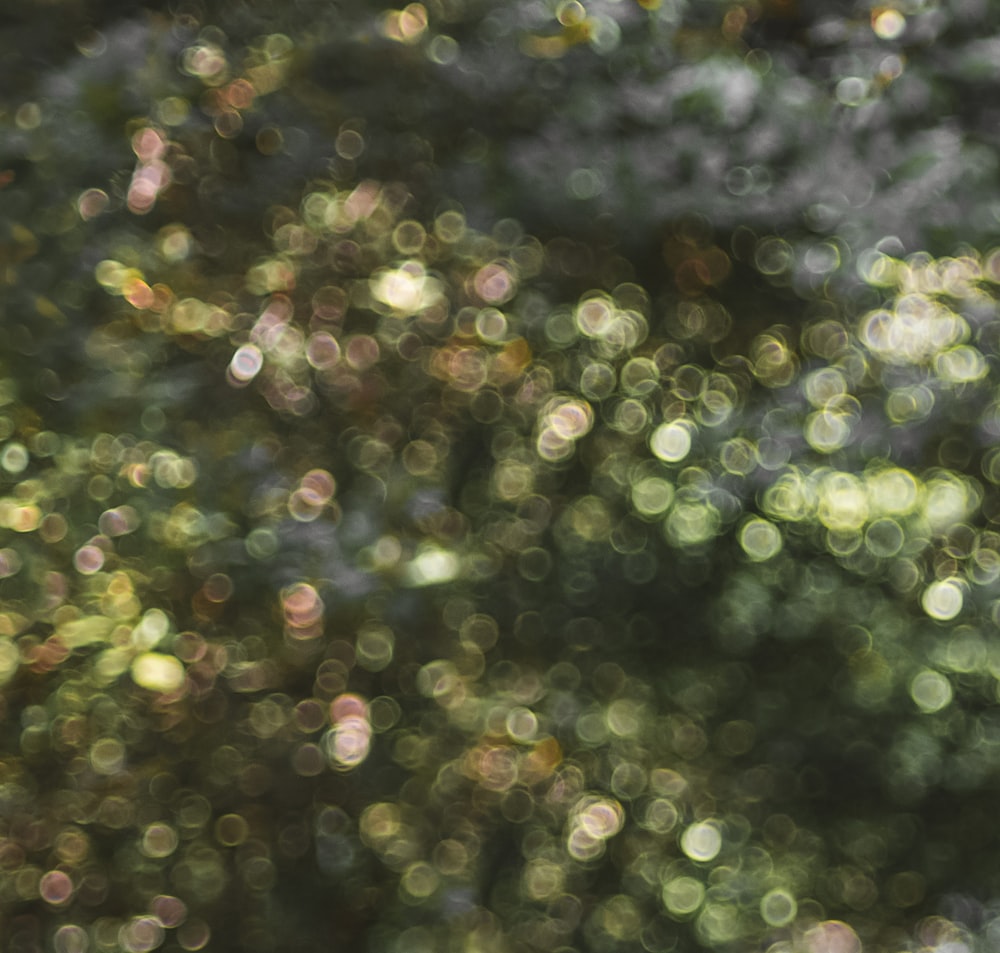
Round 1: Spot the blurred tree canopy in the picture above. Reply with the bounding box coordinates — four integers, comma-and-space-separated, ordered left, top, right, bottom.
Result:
3, 2, 1000, 952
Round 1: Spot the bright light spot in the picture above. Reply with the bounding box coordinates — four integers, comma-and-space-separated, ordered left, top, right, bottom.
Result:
755, 238, 792, 276
246, 527, 278, 559
141, 823, 179, 858
300, 469, 336, 502
120, 916, 164, 953
89, 737, 125, 775
131, 653, 186, 693
417, 659, 459, 699
872, 8, 906, 40
566, 796, 623, 861
331, 692, 368, 724
910, 669, 953, 713
401, 861, 440, 900
1, 442, 29, 473
576, 296, 614, 336
475, 308, 509, 342
739, 518, 782, 561
547, 399, 594, 439
354, 623, 396, 672
651, 420, 693, 463
632, 477, 674, 517
73, 544, 105, 574
922, 475, 978, 531
506, 707, 538, 742
158, 224, 192, 262
79, 188, 110, 220
642, 798, 679, 834
151, 895, 187, 928
805, 410, 851, 453
128, 160, 171, 215
124, 278, 154, 310
229, 344, 263, 383
99, 505, 140, 537
859, 298, 968, 365
858, 249, 900, 286
371, 261, 441, 314
474, 263, 516, 304
662, 876, 705, 916
761, 471, 813, 521
804, 241, 841, 276
180, 43, 228, 82
282, 582, 325, 639
523, 859, 564, 901
380, 3, 428, 43
427, 34, 459, 64
935, 345, 987, 383
803, 367, 847, 407
760, 888, 797, 926
537, 399, 593, 463
306, 331, 341, 369
921, 578, 963, 621
95, 258, 131, 292
288, 487, 325, 522
719, 437, 757, 475
665, 501, 720, 546
132, 609, 170, 650
803, 920, 861, 953
326, 710, 372, 769
836, 76, 868, 106
576, 797, 624, 839
405, 546, 460, 586
817, 472, 868, 531
151, 451, 197, 488
39, 870, 74, 906
680, 821, 722, 862
132, 127, 166, 162
864, 517, 904, 558
867, 468, 919, 515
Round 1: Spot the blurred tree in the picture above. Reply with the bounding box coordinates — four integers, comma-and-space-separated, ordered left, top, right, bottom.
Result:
3, 3, 1000, 953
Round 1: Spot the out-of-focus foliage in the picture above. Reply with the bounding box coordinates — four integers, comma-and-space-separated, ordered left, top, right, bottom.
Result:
6, 0, 1000, 292
4, 3, 1000, 953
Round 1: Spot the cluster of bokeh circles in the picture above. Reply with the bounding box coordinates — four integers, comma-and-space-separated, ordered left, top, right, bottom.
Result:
5, 168, 1000, 953
6, 4, 1000, 953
